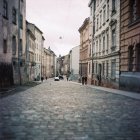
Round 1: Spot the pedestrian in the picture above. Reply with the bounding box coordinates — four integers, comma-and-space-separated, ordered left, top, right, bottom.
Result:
46, 76, 48, 80
66, 75, 69, 81
82, 76, 85, 85
41, 77, 44, 82
85, 76, 87, 85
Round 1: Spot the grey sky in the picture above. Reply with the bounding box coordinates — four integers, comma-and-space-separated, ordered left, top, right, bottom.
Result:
26, 0, 89, 56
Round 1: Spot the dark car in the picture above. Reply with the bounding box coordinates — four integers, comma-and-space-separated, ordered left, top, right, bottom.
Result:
59, 75, 64, 80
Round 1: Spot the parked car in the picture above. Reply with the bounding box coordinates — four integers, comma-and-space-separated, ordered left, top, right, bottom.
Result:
54, 77, 59, 81
59, 75, 64, 80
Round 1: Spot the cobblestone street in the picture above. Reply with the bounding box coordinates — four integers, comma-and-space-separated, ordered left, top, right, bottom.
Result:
0, 79, 140, 140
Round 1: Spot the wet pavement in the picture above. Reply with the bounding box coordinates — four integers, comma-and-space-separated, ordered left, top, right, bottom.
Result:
0, 79, 140, 140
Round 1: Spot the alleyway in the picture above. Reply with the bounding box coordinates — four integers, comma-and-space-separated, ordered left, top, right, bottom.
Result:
0, 79, 140, 140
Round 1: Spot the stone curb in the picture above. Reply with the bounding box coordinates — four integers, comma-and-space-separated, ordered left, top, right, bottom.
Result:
70, 81, 140, 100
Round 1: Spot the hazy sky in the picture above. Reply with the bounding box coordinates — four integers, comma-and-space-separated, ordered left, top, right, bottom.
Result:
26, 0, 89, 56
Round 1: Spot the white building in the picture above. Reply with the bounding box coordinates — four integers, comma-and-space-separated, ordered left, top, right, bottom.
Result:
69, 46, 80, 81
91, 0, 120, 88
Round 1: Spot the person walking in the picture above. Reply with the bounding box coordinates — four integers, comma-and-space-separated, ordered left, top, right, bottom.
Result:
66, 75, 69, 81
85, 76, 87, 85
41, 77, 44, 82
82, 76, 85, 85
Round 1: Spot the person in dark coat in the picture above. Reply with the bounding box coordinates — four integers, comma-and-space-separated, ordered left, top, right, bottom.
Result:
85, 76, 87, 85
82, 76, 85, 85
41, 77, 44, 82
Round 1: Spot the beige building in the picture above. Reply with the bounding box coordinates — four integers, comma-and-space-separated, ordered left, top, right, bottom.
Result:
79, 18, 90, 82
26, 21, 36, 81
43, 47, 56, 78
0, 0, 26, 87
27, 22, 44, 81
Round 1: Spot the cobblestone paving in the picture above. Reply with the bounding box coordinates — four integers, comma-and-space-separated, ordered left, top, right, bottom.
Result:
0, 79, 140, 140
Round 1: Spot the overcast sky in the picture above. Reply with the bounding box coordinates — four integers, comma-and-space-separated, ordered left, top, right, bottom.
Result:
26, 0, 89, 56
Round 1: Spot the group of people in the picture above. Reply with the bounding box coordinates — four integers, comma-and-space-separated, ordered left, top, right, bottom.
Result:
41, 76, 47, 82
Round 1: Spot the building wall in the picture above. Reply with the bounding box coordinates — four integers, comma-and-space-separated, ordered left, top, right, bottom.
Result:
34, 27, 43, 81
79, 18, 90, 82
71, 46, 80, 75
69, 46, 80, 81
0, 0, 27, 86
26, 22, 36, 81
92, 0, 120, 88
120, 0, 140, 92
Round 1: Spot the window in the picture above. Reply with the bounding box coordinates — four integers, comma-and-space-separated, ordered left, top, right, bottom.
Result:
96, 63, 98, 73
111, 28, 116, 51
106, 61, 109, 77
130, 0, 140, 23
89, 63, 90, 74
111, 60, 116, 79
107, 3, 109, 20
19, 39, 22, 56
89, 45, 91, 57
97, 17, 99, 30
12, 36, 16, 55
112, 0, 116, 12
3, 0, 8, 19
136, 44, 140, 71
103, 36, 105, 51
92, 63, 94, 73
20, 14, 23, 29
103, 7, 106, 24
99, 37, 101, 53
128, 46, 134, 71
12, 8, 16, 24
100, 11, 102, 27
102, 62, 105, 76
106, 32, 109, 52
3, 39, 7, 53
96, 40, 98, 54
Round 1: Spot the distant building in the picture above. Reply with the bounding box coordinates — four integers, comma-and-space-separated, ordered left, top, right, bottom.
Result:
0, 0, 26, 87
69, 46, 80, 81
43, 47, 56, 78
56, 54, 70, 76
120, 0, 140, 92
79, 18, 90, 81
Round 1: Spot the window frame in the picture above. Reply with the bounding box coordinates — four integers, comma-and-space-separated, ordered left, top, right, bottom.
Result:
12, 8, 17, 25
3, 0, 8, 19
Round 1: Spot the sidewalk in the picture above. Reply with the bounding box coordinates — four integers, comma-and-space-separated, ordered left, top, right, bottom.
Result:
70, 81, 140, 100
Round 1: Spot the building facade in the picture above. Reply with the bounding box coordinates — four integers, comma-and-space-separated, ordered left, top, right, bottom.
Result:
69, 46, 80, 81
0, 0, 26, 87
26, 21, 36, 81
120, 0, 140, 92
43, 47, 56, 78
92, 0, 120, 88
79, 18, 90, 82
